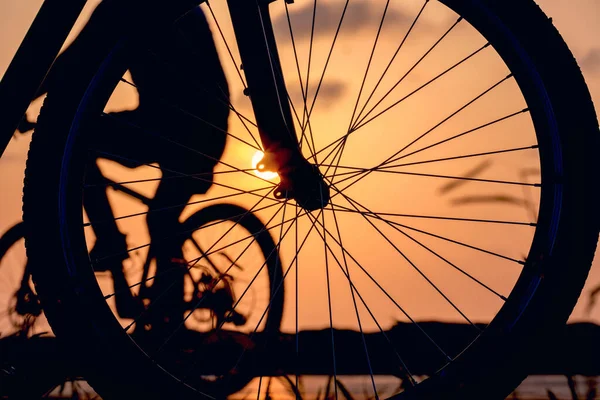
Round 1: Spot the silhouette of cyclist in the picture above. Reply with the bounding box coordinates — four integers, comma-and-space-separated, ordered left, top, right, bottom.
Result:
23, 2, 231, 333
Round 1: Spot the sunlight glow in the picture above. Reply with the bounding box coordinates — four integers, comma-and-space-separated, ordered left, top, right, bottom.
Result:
252, 151, 279, 180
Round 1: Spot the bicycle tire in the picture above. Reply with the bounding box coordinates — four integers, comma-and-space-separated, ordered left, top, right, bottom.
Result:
23, 0, 598, 399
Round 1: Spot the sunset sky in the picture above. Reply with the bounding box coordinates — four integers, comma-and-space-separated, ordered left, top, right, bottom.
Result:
0, 0, 599, 335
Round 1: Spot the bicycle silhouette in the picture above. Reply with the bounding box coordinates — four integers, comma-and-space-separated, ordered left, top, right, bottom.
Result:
0, 0, 598, 399
85, 164, 283, 332
0, 222, 41, 336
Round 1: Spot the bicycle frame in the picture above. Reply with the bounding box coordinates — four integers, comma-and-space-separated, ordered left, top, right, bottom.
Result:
100, 173, 246, 325
0, 0, 87, 156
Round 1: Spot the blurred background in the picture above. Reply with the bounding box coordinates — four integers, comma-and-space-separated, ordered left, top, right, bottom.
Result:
0, 0, 599, 399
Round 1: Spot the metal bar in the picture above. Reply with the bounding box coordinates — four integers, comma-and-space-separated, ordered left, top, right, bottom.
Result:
226, 0, 299, 171
0, 0, 88, 157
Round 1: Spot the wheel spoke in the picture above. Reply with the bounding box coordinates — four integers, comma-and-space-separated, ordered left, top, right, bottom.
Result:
329, 202, 508, 301
327, 188, 478, 328
225, 208, 325, 377
314, 44, 499, 169
352, 0, 430, 128
327, 203, 378, 395
375, 73, 514, 167
306, 212, 417, 386
317, 115, 533, 178
352, 17, 465, 130
320, 135, 348, 186
320, 203, 339, 400
283, 0, 329, 164
306, 212, 451, 361
302, 0, 350, 131
254, 198, 289, 400
346, 0, 392, 135
294, 203, 300, 389
385, 109, 531, 166
205, 0, 248, 90
330, 191, 526, 265
375, 145, 539, 172
333, 168, 540, 191
325, 145, 540, 190
326, 205, 536, 227
287, 90, 318, 159
299, 0, 317, 134
320, 71, 520, 195
352, 41, 490, 133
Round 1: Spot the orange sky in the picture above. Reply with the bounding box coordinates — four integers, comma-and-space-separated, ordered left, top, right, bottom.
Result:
0, 0, 599, 334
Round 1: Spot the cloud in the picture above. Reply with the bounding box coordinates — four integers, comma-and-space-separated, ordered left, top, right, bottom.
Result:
273, 1, 414, 41
288, 79, 348, 108
580, 48, 600, 74
232, 80, 347, 112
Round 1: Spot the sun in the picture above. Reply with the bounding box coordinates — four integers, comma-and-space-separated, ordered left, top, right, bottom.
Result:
252, 151, 279, 180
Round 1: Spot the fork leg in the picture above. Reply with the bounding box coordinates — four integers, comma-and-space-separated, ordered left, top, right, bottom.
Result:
226, 0, 331, 210
226, 0, 299, 168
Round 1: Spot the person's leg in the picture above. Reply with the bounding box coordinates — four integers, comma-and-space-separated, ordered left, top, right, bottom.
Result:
85, 109, 151, 269
84, 111, 151, 318
85, 157, 129, 269
139, 180, 191, 336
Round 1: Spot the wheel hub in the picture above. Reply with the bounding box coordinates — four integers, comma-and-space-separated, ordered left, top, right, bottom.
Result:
276, 163, 330, 211
258, 151, 330, 211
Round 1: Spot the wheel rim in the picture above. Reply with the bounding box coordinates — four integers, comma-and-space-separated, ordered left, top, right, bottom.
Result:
56, 0, 564, 398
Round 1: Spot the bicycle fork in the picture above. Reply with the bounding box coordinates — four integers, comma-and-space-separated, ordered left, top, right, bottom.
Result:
226, 0, 331, 211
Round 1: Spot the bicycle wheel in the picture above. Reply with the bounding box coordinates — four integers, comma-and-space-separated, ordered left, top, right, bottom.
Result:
176, 203, 284, 394
181, 203, 284, 334
23, 0, 598, 399
0, 222, 47, 336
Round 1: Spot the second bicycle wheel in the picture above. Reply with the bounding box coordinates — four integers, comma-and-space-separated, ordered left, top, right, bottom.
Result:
0, 222, 48, 336
24, 0, 598, 399
181, 203, 284, 335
